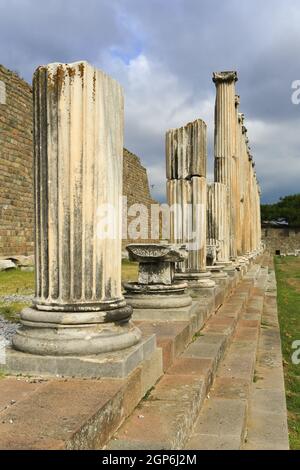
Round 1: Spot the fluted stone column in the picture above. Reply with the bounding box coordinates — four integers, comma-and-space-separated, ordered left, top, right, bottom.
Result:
166, 119, 215, 291
257, 184, 262, 252
238, 113, 245, 255
207, 182, 230, 286
241, 124, 250, 255
207, 182, 229, 262
12, 61, 141, 357
213, 71, 238, 263
234, 95, 242, 256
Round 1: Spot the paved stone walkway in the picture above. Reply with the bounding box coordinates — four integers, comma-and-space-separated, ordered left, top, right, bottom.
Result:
185, 257, 289, 450
243, 264, 289, 450
107, 263, 277, 450
0, 259, 289, 450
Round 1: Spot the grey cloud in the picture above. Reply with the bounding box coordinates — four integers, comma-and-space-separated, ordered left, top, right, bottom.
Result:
1, 0, 299, 202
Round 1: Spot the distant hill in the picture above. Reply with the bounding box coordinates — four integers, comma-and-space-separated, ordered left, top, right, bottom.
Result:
261, 194, 300, 227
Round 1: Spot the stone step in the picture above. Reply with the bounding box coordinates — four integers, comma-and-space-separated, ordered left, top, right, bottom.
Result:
0, 263, 262, 450
243, 267, 289, 450
184, 267, 286, 450
0, 343, 163, 450
134, 280, 234, 374
105, 272, 258, 450
0, 276, 236, 450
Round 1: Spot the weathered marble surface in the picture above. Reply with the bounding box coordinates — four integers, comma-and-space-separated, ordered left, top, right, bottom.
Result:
210, 70, 262, 266
166, 120, 212, 283
124, 244, 192, 311
213, 71, 238, 262
12, 61, 141, 357
166, 119, 207, 179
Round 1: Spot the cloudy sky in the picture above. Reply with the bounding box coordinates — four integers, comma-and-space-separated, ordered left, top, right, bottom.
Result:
1, 0, 300, 203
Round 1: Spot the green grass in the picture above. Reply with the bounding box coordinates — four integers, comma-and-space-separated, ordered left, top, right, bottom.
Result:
0, 269, 34, 296
0, 370, 6, 380
0, 302, 30, 322
121, 259, 138, 282
0, 261, 138, 322
275, 256, 300, 449
0, 261, 138, 295
192, 331, 204, 342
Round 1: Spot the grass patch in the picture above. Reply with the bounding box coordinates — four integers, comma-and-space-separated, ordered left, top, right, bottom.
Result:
143, 386, 155, 401
274, 255, 300, 449
0, 261, 138, 299
0, 370, 6, 380
253, 371, 262, 383
0, 262, 138, 323
0, 302, 29, 322
192, 331, 204, 342
0, 269, 34, 296
121, 259, 138, 282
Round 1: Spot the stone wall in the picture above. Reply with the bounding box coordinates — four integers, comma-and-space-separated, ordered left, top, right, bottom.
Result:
0, 65, 157, 258
262, 226, 300, 254
0, 65, 34, 257
122, 148, 158, 250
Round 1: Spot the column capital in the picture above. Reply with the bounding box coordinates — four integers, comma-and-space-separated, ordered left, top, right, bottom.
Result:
235, 94, 240, 107
212, 71, 238, 84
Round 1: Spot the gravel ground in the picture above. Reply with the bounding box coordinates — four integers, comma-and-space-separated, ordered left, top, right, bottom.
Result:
0, 294, 33, 303
0, 318, 20, 343
0, 295, 31, 344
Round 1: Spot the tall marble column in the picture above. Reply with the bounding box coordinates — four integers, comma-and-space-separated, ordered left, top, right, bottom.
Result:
234, 95, 242, 256
238, 113, 245, 255
12, 61, 141, 356
213, 71, 238, 262
207, 182, 229, 262
257, 183, 262, 251
166, 119, 214, 290
241, 124, 250, 255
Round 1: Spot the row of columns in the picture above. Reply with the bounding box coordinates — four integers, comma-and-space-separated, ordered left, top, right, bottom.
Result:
9, 62, 262, 378
209, 71, 262, 265
165, 70, 262, 291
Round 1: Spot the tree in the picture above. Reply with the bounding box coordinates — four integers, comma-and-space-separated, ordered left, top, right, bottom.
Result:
261, 194, 300, 226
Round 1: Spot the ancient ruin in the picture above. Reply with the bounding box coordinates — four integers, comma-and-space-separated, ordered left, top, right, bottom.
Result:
5, 62, 159, 378
0, 63, 290, 451
166, 119, 215, 294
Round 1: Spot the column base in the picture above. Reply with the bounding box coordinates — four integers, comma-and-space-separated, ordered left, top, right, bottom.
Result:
5, 334, 156, 379
221, 263, 237, 277
12, 305, 141, 356
124, 281, 194, 321
124, 281, 192, 308
175, 271, 216, 299
209, 265, 229, 288
236, 256, 249, 274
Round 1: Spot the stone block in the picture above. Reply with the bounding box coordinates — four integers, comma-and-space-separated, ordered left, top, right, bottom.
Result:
4, 335, 156, 379
192, 397, 247, 438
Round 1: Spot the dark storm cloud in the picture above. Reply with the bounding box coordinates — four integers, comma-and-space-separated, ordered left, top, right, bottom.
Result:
1, 0, 299, 202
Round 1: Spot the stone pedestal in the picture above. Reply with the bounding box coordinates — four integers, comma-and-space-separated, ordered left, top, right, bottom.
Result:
124, 244, 193, 321
207, 183, 229, 263
7, 61, 152, 378
175, 271, 216, 298
209, 265, 229, 289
